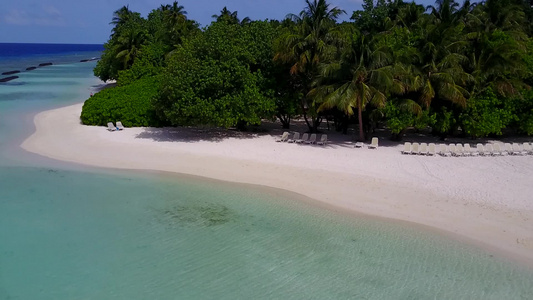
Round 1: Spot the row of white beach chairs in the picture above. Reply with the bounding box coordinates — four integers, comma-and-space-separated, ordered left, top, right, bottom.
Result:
355, 137, 379, 149
276, 132, 328, 145
402, 142, 533, 156
107, 121, 125, 131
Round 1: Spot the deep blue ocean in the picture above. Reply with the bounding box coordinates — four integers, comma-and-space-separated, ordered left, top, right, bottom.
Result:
0, 43, 103, 77
0, 43, 103, 58
1, 44, 533, 299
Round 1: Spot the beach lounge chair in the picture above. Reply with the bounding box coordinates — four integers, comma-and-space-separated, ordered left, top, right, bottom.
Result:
305, 133, 317, 144
484, 144, 494, 156
470, 144, 479, 156
492, 143, 502, 156
276, 132, 289, 142
524, 143, 533, 154
439, 144, 451, 157
368, 137, 379, 149
411, 142, 420, 155
116, 121, 125, 130
520, 143, 530, 155
317, 134, 328, 145
355, 142, 364, 148
107, 122, 116, 131
448, 144, 457, 156
504, 143, 513, 155
477, 143, 485, 156
297, 133, 309, 143
402, 142, 411, 154
428, 143, 436, 156
455, 144, 465, 156
463, 144, 472, 156
288, 132, 299, 143
419, 143, 428, 155
499, 143, 509, 155
512, 143, 523, 155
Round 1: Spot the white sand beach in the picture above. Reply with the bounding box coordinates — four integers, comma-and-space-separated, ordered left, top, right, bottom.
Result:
22, 102, 533, 265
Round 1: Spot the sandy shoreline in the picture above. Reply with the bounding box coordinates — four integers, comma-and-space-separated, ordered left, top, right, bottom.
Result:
21, 102, 533, 266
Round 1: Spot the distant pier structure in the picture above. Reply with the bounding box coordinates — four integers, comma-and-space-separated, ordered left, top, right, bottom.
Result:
0, 76, 19, 82
1, 70, 20, 75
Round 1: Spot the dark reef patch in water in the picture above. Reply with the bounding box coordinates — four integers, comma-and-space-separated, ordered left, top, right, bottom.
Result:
160, 203, 236, 227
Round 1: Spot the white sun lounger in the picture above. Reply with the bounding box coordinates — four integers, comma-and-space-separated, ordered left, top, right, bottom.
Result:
504, 143, 513, 155
469, 144, 479, 156
411, 142, 419, 155
477, 143, 485, 156
107, 122, 116, 131
492, 143, 502, 155
402, 142, 411, 154
512, 143, 523, 155
355, 142, 364, 148
419, 143, 428, 155
497, 143, 506, 155
483, 144, 494, 156
305, 133, 317, 144
463, 144, 472, 156
116, 121, 125, 130
288, 132, 299, 143
297, 133, 309, 143
276, 131, 289, 142
523, 143, 532, 155
439, 144, 451, 157
368, 137, 379, 149
316, 134, 328, 145
448, 144, 457, 156
428, 143, 436, 156
452, 144, 463, 156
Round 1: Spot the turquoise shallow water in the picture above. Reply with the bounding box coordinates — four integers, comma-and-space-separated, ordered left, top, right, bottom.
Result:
1, 55, 533, 299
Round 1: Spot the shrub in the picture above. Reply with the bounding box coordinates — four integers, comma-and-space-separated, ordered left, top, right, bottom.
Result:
511, 89, 533, 135
81, 76, 165, 127
459, 89, 513, 138
384, 99, 435, 139
153, 21, 276, 128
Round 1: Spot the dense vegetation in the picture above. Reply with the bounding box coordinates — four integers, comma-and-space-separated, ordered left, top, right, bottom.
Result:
84, 0, 533, 141
81, 77, 165, 127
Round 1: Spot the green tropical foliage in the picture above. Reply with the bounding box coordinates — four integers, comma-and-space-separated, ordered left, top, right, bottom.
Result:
459, 88, 514, 138
274, 0, 345, 132
153, 21, 277, 128
81, 77, 165, 127
85, 0, 533, 140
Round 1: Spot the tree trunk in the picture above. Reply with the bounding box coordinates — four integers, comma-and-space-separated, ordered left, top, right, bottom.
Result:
277, 114, 291, 129
301, 101, 319, 133
357, 100, 365, 141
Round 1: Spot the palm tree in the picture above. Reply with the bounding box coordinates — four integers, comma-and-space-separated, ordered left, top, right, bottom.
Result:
274, 0, 345, 132
165, 1, 187, 25
212, 7, 241, 25
114, 25, 145, 69
427, 0, 462, 26
312, 31, 406, 141
162, 1, 188, 46
411, 3, 471, 110
110, 6, 140, 37
462, 0, 528, 97
396, 1, 425, 29
111, 5, 133, 26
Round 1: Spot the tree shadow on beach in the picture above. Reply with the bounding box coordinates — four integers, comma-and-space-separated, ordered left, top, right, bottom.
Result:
134, 127, 265, 143
133, 119, 533, 147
